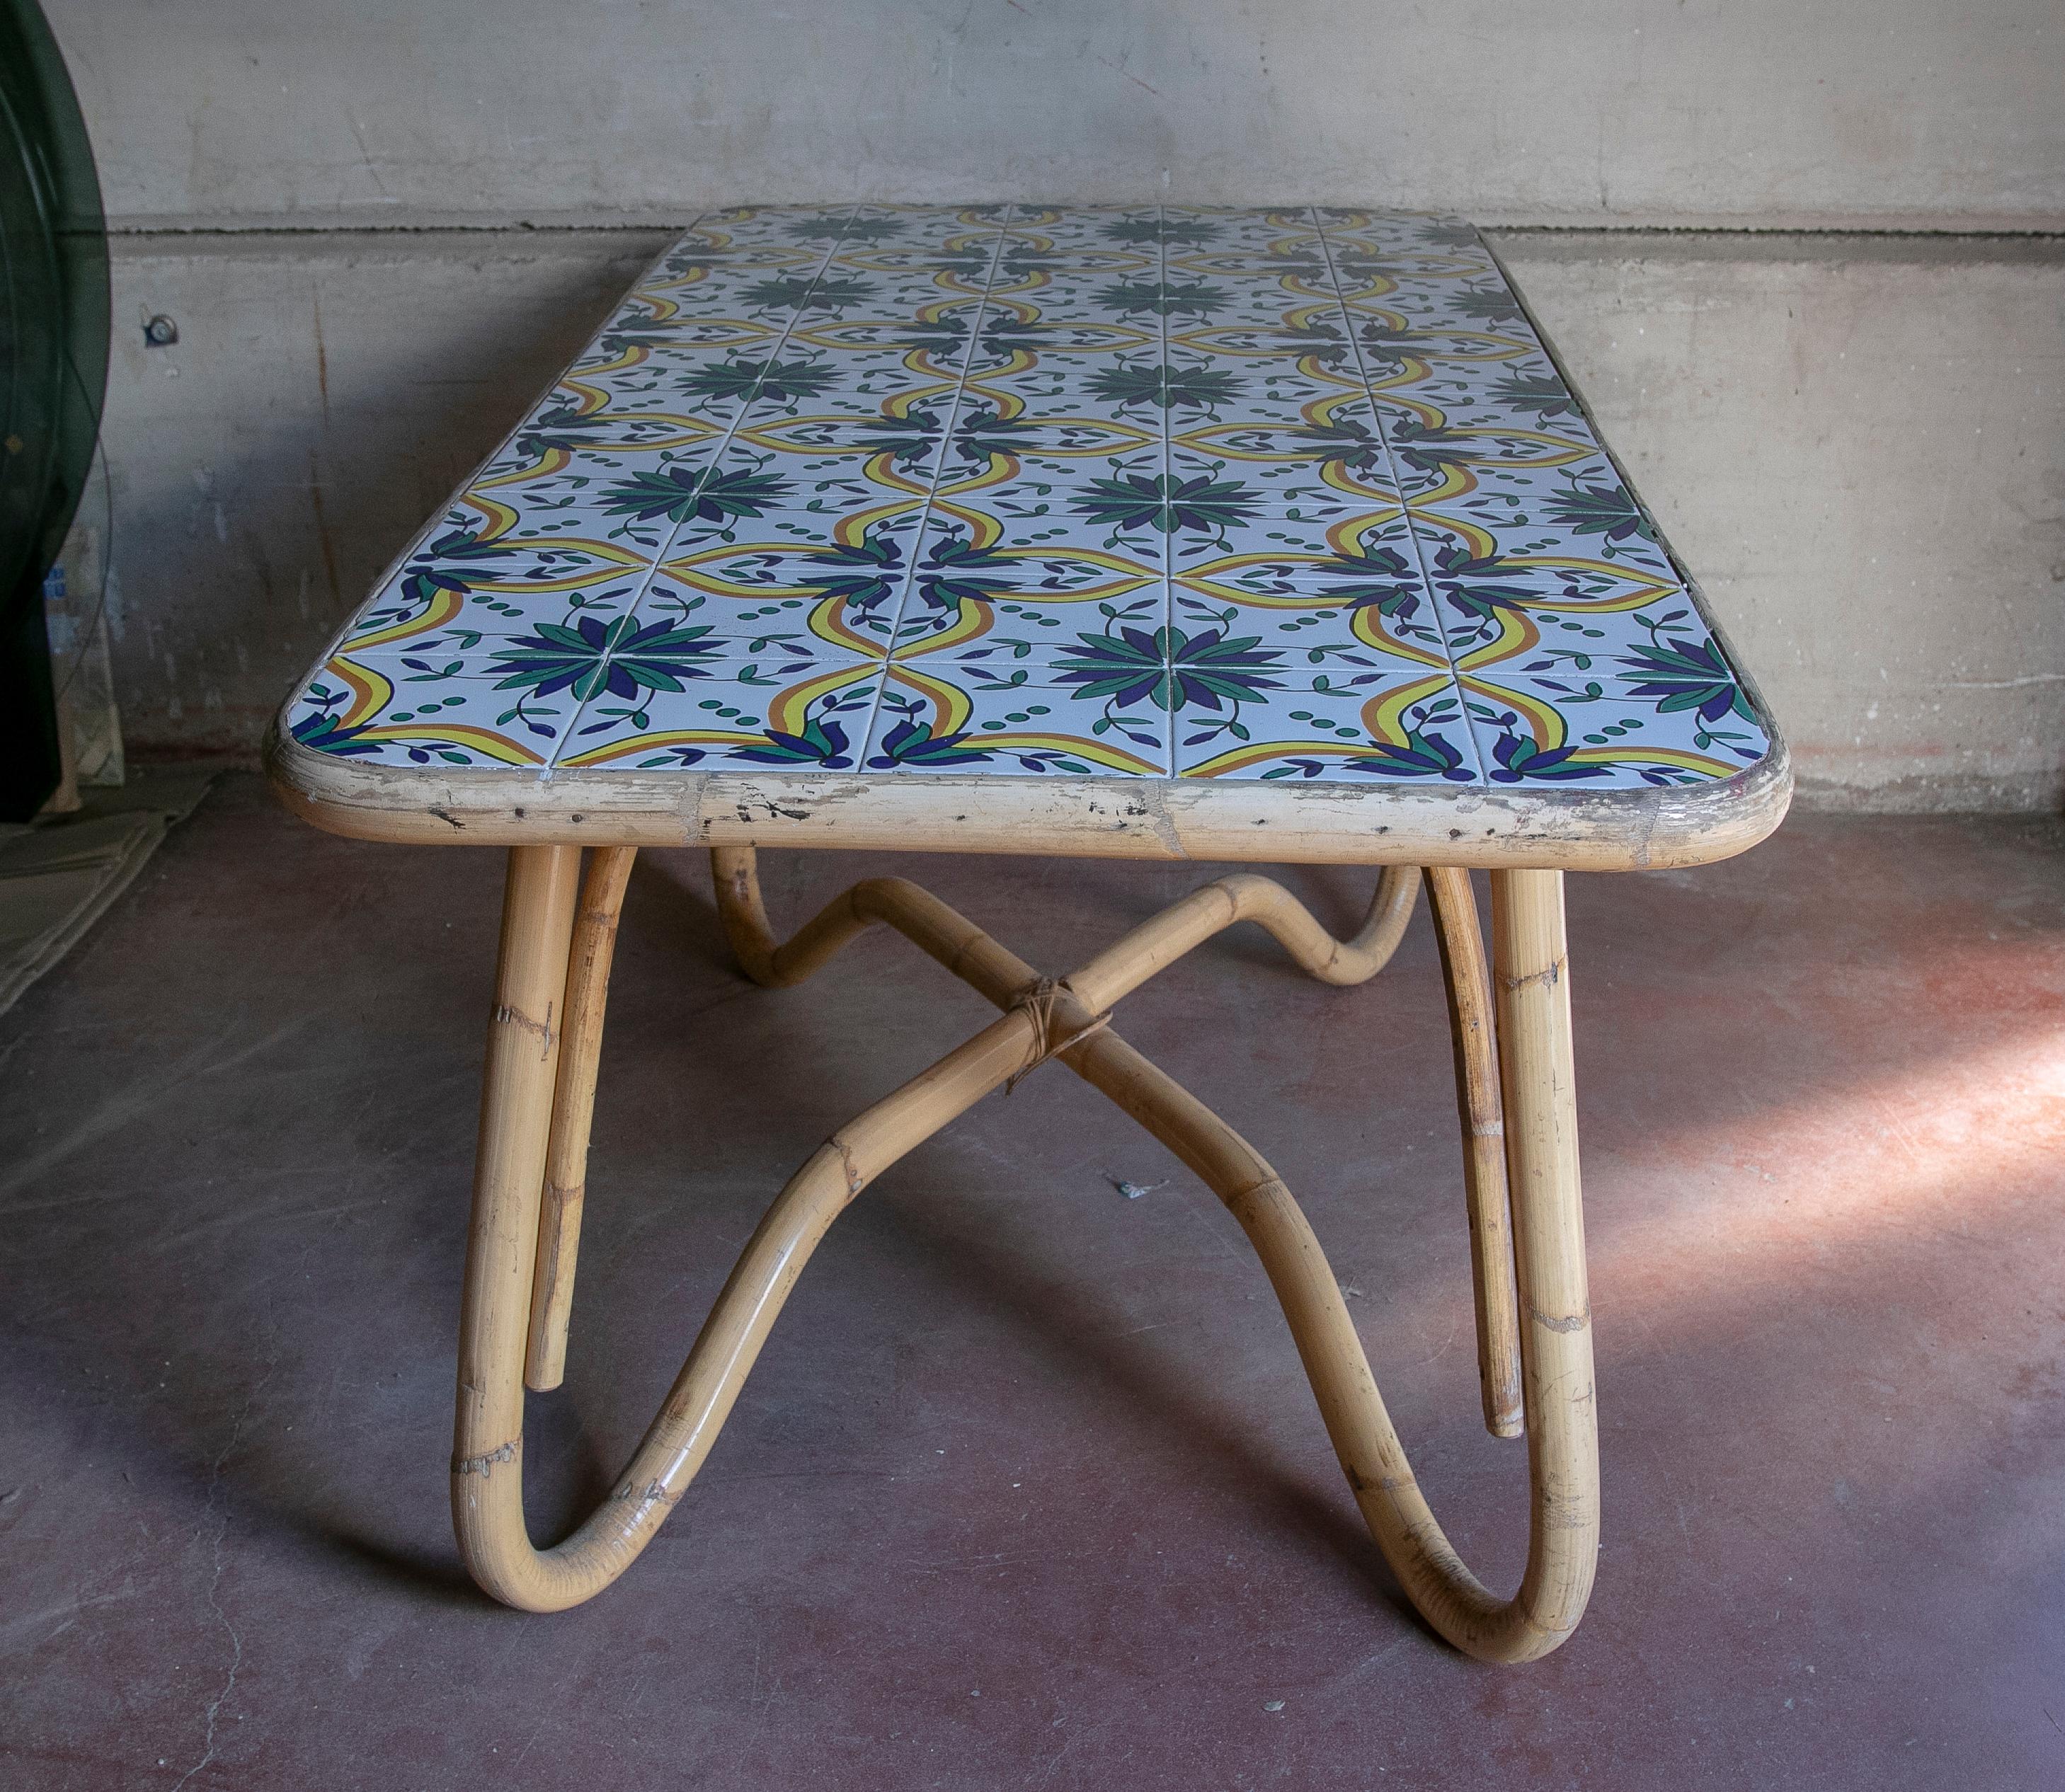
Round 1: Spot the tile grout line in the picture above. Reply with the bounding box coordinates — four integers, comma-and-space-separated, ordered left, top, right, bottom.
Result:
853, 205, 1019, 772
1308, 207, 1492, 788
551, 205, 863, 769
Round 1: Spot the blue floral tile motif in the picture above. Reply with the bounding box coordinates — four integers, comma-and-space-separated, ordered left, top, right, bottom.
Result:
1173, 660, 1484, 785
284, 205, 1771, 791
560, 662, 886, 774
866, 667, 1172, 776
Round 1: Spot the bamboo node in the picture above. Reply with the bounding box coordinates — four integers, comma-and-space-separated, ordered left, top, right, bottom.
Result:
832, 1136, 864, 1198
1002, 977, 1111, 1093
493, 1002, 556, 1055
453, 1437, 520, 1478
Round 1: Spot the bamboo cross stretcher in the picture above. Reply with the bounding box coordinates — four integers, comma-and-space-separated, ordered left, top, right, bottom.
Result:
267, 204, 1790, 1660
454, 846, 1592, 1660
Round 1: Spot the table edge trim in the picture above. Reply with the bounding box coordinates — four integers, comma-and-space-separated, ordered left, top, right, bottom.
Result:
263, 720, 1792, 870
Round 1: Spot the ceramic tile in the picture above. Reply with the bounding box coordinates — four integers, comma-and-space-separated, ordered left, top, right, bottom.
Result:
842, 205, 1009, 255
283, 205, 1771, 794
785, 309, 980, 377
990, 253, 1157, 300
1162, 210, 1327, 259
580, 344, 927, 427
1414, 507, 1680, 584
343, 522, 663, 652
1166, 395, 1401, 493
992, 275, 1162, 332
1459, 633, 1765, 763
468, 398, 738, 495
1171, 584, 1454, 677
865, 666, 1171, 776
1414, 527, 1695, 672
720, 408, 953, 484
1389, 355, 1599, 432
334, 586, 640, 669
1161, 435, 1397, 507
1004, 207, 1164, 255
1339, 314, 1513, 383
1405, 454, 1680, 555
877, 512, 1168, 657
1172, 660, 1483, 785
895, 580, 1174, 666
1349, 407, 1602, 510
1162, 503, 1412, 595
287, 641, 588, 770
1460, 665, 1767, 791
954, 481, 1178, 558
556, 633, 884, 754
1168, 522, 1451, 662
959, 352, 1162, 420
831, 243, 997, 284
651, 507, 929, 656
556, 660, 886, 774
820, 282, 996, 343
968, 311, 1157, 371
1143, 353, 1360, 427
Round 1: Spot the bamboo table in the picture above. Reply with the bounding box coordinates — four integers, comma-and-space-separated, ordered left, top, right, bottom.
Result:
268, 205, 1787, 1662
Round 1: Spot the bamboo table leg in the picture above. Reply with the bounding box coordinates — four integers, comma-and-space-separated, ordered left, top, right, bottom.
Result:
446, 845, 1598, 1660
451, 844, 580, 1585
1426, 866, 1524, 1437
525, 845, 636, 1392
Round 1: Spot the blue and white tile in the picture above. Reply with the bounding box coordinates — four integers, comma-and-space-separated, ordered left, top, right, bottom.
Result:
1459, 667, 1767, 792
1172, 585, 1453, 675
649, 508, 928, 652
554, 660, 886, 774
287, 205, 1770, 800
1164, 500, 1408, 575
891, 580, 1169, 674
1416, 505, 1680, 583
876, 513, 1165, 654
287, 645, 583, 769
1171, 659, 1482, 785
865, 665, 1172, 777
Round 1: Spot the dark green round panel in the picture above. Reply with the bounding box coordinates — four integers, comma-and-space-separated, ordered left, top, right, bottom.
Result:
0, 0, 109, 607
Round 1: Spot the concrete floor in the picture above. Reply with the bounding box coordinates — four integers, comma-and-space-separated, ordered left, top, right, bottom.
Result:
2, 776, 2061, 1791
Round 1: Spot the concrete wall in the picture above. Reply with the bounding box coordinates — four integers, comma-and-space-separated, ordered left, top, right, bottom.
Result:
1511, 236, 2065, 811
52, 1, 2065, 232
47, 1, 2065, 808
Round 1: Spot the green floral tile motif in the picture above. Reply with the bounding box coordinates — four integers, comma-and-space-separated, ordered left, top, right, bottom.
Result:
285, 205, 1771, 789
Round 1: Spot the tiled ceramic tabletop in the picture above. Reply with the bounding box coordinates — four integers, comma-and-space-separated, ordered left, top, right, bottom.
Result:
279, 205, 1775, 812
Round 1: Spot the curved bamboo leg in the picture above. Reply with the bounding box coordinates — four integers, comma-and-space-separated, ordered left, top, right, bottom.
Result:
1346, 863, 1421, 977
711, 845, 879, 989
453, 912, 1077, 1612
525, 845, 637, 1392
710, 849, 1420, 994
1027, 877, 1594, 1658
1424, 868, 1523, 1438
452, 844, 581, 1577
702, 851, 1597, 1656
1063, 1019, 1593, 1661
1485, 868, 1598, 1648
452, 847, 1596, 1655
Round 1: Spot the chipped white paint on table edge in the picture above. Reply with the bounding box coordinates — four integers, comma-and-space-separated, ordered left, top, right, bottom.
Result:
265, 720, 1792, 869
